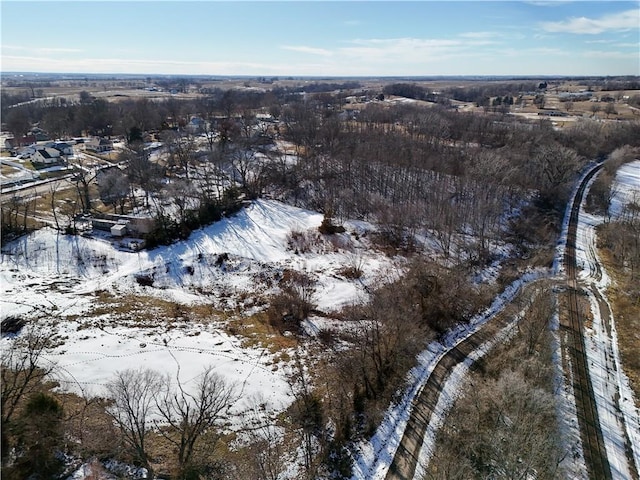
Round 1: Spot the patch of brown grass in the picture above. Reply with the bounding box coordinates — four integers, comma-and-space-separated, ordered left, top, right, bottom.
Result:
86, 291, 221, 326
597, 248, 640, 399
225, 312, 298, 353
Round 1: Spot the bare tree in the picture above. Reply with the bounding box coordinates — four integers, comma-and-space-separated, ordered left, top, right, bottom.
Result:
49, 182, 61, 230
97, 168, 130, 214
424, 371, 564, 480
163, 130, 198, 179
106, 368, 162, 478
1, 195, 29, 240
519, 286, 554, 355
604, 102, 617, 118
155, 366, 237, 479
564, 100, 574, 113
71, 157, 98, 214
5, 107, 31, 140
242, 400, 286, 480
288, 354, 325, 478
124, 146, 164, 209
1, 325, 54, 427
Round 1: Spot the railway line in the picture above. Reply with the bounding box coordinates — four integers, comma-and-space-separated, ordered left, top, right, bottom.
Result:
562, 163, 612, 480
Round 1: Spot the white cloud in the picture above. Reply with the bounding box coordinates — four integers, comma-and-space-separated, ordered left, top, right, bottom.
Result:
541, 8, 639, 34
336, 37, 496, 65
1, 55, 297, 75
2, 45, 83, 54
281, 45, 333, 57
583, 50, 640, 59
459, 31, 499, 39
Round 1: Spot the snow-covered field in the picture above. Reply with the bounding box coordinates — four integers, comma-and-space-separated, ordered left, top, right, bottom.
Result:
0, 199, 395, 425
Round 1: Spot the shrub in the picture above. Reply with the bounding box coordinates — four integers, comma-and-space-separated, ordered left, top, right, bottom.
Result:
135, 274, 154, 287
318, 214, 345, 235
287, 230, 318, 254
267, 270, 317, 334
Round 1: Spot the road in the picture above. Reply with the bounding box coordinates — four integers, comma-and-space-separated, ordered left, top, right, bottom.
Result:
1, 174, 74, 203
0, 152, 117, 204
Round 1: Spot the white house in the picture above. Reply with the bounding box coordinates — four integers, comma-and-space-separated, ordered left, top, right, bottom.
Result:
85, 137, 113, 153
31, 148, 61, 165
46, 141, 74, 156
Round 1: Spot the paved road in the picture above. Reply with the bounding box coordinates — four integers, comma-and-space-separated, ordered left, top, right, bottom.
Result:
1, 175, 74, 203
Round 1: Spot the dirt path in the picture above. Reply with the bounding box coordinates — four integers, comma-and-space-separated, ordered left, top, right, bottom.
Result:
385, 280, 540, 480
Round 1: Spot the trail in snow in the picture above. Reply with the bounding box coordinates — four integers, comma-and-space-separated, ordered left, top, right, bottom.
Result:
349, 270, 545, 480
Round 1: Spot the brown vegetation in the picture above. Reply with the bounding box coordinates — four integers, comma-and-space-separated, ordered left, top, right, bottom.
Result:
423, 289, 564, 479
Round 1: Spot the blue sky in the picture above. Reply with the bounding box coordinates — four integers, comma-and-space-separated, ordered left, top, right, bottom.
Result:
1, 1, 638, 76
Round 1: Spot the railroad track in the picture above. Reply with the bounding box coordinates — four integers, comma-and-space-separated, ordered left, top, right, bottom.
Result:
563, 163, 612, 480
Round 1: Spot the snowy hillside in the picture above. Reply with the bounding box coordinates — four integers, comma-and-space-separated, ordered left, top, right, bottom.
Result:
0, 199, 397, 424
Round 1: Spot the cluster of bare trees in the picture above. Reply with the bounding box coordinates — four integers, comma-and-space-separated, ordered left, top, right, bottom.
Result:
107, 366, 237, 479
1, 195, 34, 241
1, 329, 240, 480
598, 192, 640, 280
1, 325, 65, 479
272, 100, 603, 264
282, 260, 488, 476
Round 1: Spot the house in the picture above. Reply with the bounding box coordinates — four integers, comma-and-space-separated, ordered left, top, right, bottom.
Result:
29, 127, 49, 142
185, 116, 206, 134
4, 136, 36, 149
537, 110, 567, 117
85, 137, 113, 153
45, 141, 74, 156
92, 213, 155, 236
31, 148, 61, 165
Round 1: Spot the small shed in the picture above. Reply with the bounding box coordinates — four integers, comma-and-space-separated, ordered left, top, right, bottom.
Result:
111, 223, 128, 237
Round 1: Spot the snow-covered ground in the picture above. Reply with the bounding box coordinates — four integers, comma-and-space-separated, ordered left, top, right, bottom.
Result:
575, 160, 640, 478
0, 199, 396, 427
551, 160, 640, 479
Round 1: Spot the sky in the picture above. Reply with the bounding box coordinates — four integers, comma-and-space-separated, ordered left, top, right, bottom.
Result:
1, 1, 639, 77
